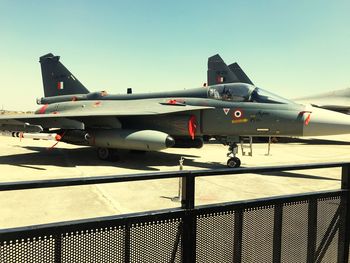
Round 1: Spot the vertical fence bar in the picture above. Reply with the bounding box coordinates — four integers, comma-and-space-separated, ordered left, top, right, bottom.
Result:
181, 174, 196, 263
273, 203, 283, 263
339, 164, 350, 263
124, 223, 131, 263
307, 198, 317, 263
233, 209, 243, 263
54, 234, 62, 263
181, 174, 195, 210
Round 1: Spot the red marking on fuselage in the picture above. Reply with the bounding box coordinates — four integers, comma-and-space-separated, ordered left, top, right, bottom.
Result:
93, 101, 102, 107
299, 111, 312, 125
305, 113, 311, 125
223, 108, 230, 115
188, 115, 197, 140
167, 99, 177, 104
166, 99, 185, 105
38, 104, 49, 114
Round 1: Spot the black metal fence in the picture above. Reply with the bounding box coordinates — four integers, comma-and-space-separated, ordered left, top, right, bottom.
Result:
0, 162, 349, 263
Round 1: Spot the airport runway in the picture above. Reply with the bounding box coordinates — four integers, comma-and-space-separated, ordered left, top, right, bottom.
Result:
0, 135, 349, 228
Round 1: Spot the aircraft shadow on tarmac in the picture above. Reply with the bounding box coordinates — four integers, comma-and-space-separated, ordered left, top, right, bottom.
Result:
271, 137, 350, 145
1, 146, 225, 171
0, 146, 342, 180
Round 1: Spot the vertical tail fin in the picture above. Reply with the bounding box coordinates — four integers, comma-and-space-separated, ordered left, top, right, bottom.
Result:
228, 62, 254, 85
39, 53, 89, 97
207, 54, 239, 86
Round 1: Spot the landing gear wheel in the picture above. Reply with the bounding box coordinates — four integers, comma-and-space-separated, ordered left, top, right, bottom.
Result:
97, 148, 119, 161
97, 147, 109, 160
226, 142, 240, 168
227, 157, 241, 168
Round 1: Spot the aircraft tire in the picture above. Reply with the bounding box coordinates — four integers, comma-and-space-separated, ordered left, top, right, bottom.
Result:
97, 148, 119, 161
227, 157, 241, 168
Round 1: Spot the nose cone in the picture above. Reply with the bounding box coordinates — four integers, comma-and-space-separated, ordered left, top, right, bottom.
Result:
303, 106, 350, 136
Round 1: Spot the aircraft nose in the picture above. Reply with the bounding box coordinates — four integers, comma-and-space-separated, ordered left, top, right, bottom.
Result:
303, 106, 350, 136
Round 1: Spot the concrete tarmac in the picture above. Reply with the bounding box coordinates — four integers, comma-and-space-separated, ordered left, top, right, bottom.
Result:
0, 135, 349, 228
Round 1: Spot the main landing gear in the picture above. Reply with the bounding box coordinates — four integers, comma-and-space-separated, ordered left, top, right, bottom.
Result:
97, 147, 119, 161
226, 143, 241, 168
97, 148, 147, 161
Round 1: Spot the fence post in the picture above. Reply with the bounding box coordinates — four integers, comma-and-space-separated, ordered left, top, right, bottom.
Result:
339, 164, 350, 263
124, 223, 131, 263
233, 209, 243, 263
181, 174, 196, 263
307, 198, 317, 263
54, 234, 62, 263
273, 203, 283, 263
181, 174, 195, 210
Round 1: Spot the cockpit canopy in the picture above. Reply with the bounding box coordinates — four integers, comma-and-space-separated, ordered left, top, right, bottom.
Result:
207, 83, 293, 104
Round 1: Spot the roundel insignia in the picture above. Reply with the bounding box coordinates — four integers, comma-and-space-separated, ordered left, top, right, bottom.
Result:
233, 109, 243, 119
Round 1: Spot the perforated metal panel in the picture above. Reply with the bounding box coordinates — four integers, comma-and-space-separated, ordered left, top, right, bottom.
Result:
281, 201, 309, 262
241, 205, 275, 263
0, 236, 55, 263
196, 211, 235, 263
0, 218, 183, 263
315, 196, 341, 263
0, 192, 348, 263
130, 218, 182, 263
61, 226, 125, 262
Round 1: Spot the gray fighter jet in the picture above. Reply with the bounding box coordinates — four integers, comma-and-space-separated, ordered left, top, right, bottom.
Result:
1, 53, 350, 168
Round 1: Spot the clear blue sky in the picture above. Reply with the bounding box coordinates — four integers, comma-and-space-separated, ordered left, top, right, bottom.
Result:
0, 0, 349, 110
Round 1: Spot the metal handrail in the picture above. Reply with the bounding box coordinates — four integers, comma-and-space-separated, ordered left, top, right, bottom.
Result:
0, 189, 344, 239
0, 161, 348, 191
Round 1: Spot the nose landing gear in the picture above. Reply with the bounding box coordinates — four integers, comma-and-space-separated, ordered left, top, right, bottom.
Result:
227, 143, 241, 168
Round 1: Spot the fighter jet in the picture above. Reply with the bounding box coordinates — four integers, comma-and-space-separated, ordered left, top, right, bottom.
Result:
1, 53, 350, 168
